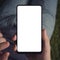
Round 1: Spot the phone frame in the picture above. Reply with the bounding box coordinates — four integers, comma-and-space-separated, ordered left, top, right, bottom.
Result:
16, 5, 42, 54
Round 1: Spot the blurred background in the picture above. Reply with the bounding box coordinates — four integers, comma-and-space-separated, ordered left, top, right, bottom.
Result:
51, 0, 60, 60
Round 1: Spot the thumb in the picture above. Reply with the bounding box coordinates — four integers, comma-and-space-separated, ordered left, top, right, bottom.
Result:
2, 52, 10, 60
42, 29, 50, 53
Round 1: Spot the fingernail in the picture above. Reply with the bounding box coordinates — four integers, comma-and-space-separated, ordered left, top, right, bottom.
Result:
12, 35, 16, 41
6, 42, 10, 46
5, 52, 10, 56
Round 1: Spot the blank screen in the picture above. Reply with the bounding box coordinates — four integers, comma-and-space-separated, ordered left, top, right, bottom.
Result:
17, 6, 42, 52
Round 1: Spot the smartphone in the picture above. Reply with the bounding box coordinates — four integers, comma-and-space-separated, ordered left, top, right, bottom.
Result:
17, 5, 42, 53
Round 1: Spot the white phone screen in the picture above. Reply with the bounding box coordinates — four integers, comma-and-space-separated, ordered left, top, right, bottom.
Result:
17, 6, 42, 52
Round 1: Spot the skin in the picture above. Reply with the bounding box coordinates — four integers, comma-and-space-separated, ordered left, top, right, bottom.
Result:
36, 29, 51, 60
0, 33, 16, 60
0, 29, 51, 60
26, 29, 51, 60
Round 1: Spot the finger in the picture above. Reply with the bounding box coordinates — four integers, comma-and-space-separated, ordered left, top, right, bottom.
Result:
0, 33, 3, 37
12, 44, 17, 51
2, 52, 10, 60
42, 29, 50, 53
0, 42, 10, 51
0, 52, 3, 55
0, 38, 6, 43
12, 35, 16, 41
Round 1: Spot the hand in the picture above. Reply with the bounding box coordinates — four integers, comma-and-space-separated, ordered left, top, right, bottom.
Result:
26, 29, 51, 60
11, 29, 51, 60
0, 33, 10, 60
0, 33, 16, 60
12, 35, 17, 51
36, 29, 51, 60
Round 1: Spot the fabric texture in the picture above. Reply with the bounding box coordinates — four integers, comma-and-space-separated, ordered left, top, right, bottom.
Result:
0, 0, 58, 60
